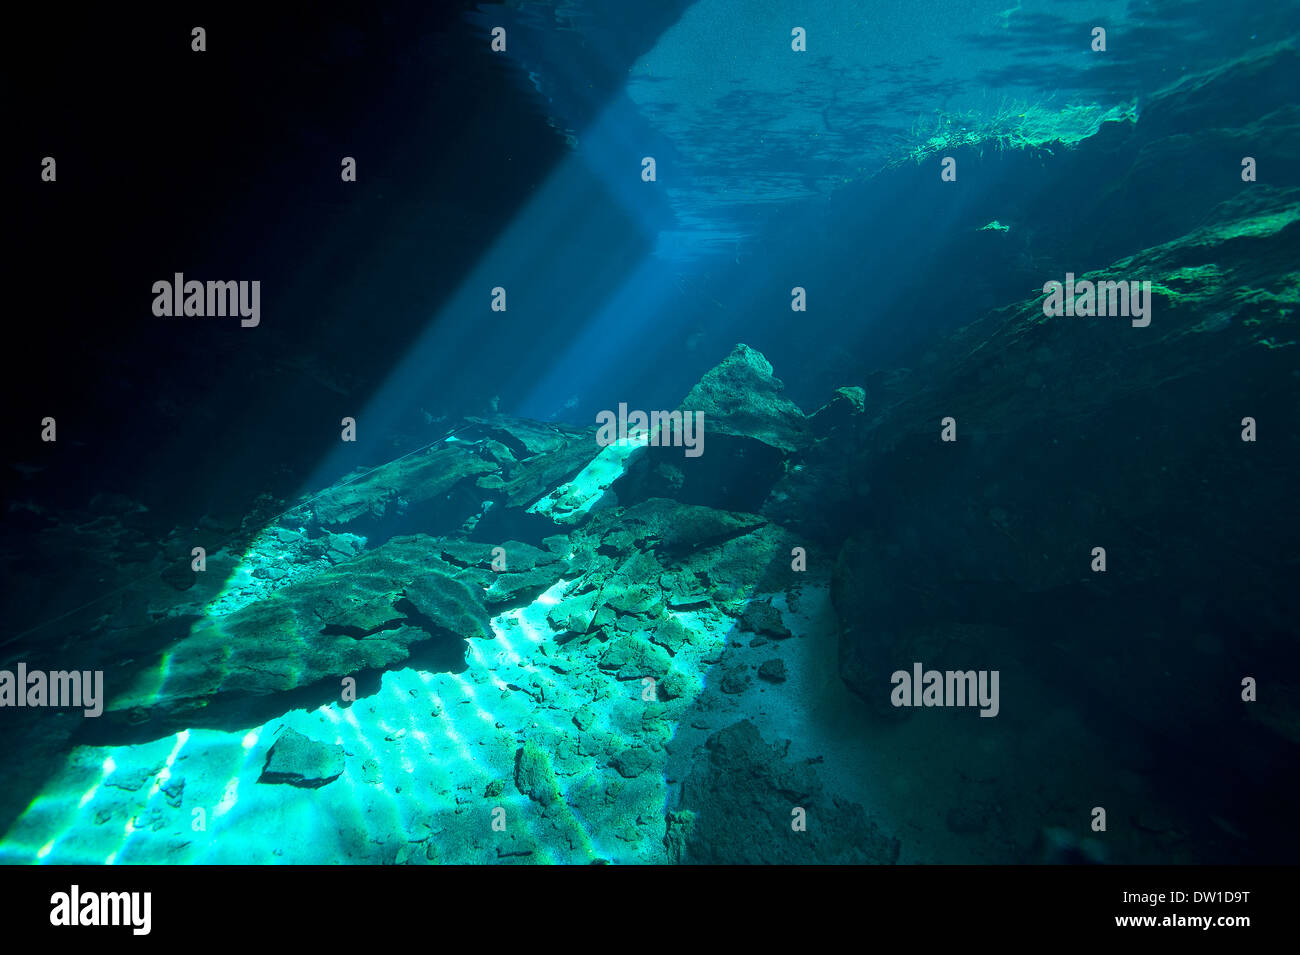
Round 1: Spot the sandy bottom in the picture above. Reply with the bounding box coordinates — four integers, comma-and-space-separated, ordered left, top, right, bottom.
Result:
2, 577, 1174, 865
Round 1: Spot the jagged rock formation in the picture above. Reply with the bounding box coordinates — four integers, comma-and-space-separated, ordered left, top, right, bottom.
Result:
616, 343, 810, 513
678, 343, 811, 453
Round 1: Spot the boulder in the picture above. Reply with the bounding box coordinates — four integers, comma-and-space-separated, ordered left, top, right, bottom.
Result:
259, 728, 345, 788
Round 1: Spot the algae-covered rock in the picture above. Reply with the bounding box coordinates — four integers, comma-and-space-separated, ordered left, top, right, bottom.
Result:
678, 344, 811, 453
307, 445, 496, 528
598, 635, 672, 681
514, 741, 560, 806
611, 746, 654, 779
402, 572, 492, 641
547, 590, 600, 635
577, 498, 766, 560
103, 537, 486, 727
739, 601, 791, 639
259, 728, 345, 789
648, 615, 694, 654
758, 659, 787, 683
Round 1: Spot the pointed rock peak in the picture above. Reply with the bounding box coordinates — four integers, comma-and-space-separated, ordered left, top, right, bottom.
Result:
680, 344, 809, 453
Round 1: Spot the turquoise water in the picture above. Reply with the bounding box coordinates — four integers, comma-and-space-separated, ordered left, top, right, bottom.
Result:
2, 0, 1297, 865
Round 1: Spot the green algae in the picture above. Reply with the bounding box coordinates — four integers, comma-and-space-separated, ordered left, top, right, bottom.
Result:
890, 98, 1138, 168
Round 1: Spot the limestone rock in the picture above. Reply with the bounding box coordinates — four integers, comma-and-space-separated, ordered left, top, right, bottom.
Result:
599, 635, 672, 681
259, 728, 345, 788
758, 659, 787, 683
514, 741, 561, 806
739, 601, 791, 639
402, 571, 492, 640
678, 344, 811, 453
